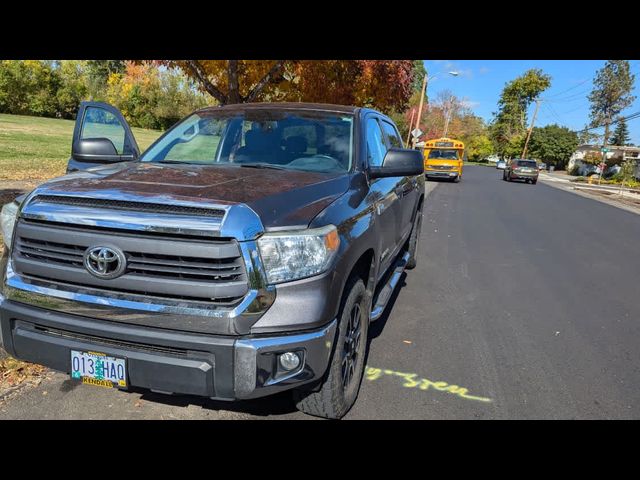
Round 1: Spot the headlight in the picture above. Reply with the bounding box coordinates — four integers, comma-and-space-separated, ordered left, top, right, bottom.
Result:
257, 225, 340, 284
1, 201, 19, 248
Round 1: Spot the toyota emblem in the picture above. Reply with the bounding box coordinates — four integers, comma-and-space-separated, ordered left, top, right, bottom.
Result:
84, 246, 126, 279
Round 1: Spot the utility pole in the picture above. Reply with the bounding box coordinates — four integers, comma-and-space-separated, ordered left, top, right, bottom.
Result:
406, 109, 416, 147
442, 96, 453, 138
521, 98, 541, 159
411, 74, 428, 148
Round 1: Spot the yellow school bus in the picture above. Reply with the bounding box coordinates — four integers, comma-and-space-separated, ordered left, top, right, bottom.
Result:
423, 137, 465, 183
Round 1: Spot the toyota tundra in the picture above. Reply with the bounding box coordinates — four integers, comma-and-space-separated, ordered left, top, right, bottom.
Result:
0, 101, 425, 419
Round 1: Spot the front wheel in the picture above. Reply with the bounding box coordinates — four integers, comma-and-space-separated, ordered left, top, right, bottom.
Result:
293, 278, 368, 419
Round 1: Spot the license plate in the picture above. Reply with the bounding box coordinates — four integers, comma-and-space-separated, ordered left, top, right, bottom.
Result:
71, 350, 127, 388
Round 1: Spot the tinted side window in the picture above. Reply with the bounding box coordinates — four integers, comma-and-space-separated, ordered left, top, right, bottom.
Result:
365, 118, 388, 168
380, 120, 403, 148
81, 107, 126, 154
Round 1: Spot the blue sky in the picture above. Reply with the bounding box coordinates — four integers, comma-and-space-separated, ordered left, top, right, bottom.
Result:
423, 60, 640, 145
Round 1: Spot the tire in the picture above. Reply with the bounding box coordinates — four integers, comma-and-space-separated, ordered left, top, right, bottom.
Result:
532, 179, 537, 185
293, 278, 369, 419
502, 172, 507, 181
507, 173, 512, 182
453, 175, 461, 183
406, 205, 423, 270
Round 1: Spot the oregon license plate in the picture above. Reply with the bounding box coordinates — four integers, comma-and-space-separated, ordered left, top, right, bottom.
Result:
71, 350, 127, 388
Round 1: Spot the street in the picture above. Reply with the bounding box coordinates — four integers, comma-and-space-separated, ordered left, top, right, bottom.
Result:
2, 165, 640, 419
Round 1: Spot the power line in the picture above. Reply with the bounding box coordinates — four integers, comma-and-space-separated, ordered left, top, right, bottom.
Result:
543, 102, 566, 125
544, 78, 591, 99
574, 110, 640, 134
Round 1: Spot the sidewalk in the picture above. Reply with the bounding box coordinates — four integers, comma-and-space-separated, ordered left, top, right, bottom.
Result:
538, 171, 640, 215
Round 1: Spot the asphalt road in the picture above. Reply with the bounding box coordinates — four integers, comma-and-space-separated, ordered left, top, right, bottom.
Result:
2, 166, 640, 419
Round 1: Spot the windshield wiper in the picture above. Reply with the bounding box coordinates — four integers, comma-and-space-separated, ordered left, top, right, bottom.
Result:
237, 163, 289, 170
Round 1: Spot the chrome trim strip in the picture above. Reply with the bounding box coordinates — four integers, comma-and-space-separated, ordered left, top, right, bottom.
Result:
18, 188, 266, 241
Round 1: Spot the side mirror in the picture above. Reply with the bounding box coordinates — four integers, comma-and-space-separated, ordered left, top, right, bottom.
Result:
72, 138, 137, 163
369, 148, 424, 179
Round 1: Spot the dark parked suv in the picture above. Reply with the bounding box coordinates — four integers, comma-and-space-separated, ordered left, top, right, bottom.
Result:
0, 102, 425, 419
503, 159, 539, 184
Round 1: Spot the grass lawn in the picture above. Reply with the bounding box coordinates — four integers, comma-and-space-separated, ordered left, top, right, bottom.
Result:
0, 113, 163, 181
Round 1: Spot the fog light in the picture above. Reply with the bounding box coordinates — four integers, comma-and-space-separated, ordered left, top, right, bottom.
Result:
279, 352, 301, 371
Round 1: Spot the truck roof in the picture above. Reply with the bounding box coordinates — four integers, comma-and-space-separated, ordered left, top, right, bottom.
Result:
197, 102, 361, 115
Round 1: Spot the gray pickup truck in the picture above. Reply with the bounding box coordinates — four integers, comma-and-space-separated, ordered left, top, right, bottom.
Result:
0, 101, 425, 419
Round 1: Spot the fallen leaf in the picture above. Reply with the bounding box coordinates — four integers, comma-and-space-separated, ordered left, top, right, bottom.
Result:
42, 391, 48, 396
134, 401, 142, 407
403, 340, 412, 344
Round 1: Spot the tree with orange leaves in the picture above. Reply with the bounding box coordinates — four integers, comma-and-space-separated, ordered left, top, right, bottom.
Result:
154, 60, 416, 114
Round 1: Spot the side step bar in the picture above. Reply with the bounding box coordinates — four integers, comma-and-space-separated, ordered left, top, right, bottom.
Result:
370, 251, 410, 321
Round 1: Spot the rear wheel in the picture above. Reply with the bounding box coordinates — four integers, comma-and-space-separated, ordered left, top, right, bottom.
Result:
293, 278, 368, 419
532, 179, 537, 185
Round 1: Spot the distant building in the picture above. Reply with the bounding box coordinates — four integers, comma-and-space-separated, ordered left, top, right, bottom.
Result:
567, 144, 640, 178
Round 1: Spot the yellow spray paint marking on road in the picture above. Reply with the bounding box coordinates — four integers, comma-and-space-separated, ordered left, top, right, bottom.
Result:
365, 366, 492, 403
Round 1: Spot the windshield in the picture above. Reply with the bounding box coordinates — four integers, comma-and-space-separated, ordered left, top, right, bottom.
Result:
428, 149, 459, 160
140, 109, 354, 174
516, 160, 537, 168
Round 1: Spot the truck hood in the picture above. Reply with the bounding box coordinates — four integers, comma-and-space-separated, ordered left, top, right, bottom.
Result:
30, 162, 351, 229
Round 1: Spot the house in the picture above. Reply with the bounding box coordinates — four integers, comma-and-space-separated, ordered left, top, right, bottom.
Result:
567, 144, 640, 178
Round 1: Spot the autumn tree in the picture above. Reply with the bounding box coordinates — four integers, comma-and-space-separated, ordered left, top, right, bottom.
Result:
588, 60, 636, 150
490, 69, 551, 158
154, 60, 416, 114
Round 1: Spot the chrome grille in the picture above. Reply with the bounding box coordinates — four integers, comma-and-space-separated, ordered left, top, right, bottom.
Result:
430, 165, 454, 170
12, 219, 248, 304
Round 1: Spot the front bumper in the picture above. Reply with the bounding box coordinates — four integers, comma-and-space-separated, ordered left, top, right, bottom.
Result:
426, 170, 459, 178
0, 297, 336, 400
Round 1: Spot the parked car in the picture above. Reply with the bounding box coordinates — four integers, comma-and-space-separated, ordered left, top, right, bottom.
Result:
496, 159, 507, 170
538, 162, 547, 171
0, 101, 425, 419
503, 159, 539, 184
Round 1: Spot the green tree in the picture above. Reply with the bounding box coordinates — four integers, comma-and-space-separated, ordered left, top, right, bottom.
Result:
577, 128, 600, 145
55, 60, 88, 119
489, 69, 551, 158
0, 60, 60, 116
85, 60, 125, 98
609, 117, 631, 146
617, 158, 636, 189
466, 135, 493, 161
588, 60, 636, 149
528, 124, 579, 169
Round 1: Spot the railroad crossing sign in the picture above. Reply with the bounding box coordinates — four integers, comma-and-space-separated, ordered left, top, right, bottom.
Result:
411, 128, 423, 139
